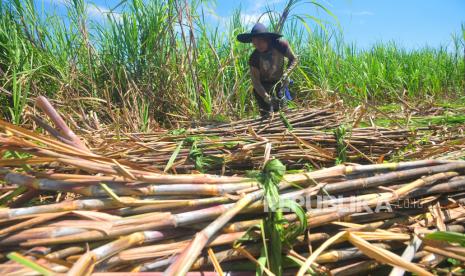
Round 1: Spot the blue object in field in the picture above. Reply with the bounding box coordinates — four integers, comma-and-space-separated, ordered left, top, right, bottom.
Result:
284, 80, 294, 100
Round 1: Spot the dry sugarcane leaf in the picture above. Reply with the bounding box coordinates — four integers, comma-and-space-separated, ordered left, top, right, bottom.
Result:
262, 142, 272, 168
71, 210, 122, 221
430, 202, 447, 231
0, 119, 94, 158
111, 159, 136, 180
289, 131, 334, 159
350, 231, 411, 242
422, 244, 465, 262
389, 235, 423, 276
233, 246, 275, 276
52, 220, 114, 235
0, 157, 57, 167
347, 231, 433, 276
0, 212, 68, 236
207, 248, 224, 276
331, 221, 391, 233
297, 231, 348, 276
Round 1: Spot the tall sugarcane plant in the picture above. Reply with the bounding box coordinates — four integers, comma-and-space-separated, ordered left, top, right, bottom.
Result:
1, 0, 463, 124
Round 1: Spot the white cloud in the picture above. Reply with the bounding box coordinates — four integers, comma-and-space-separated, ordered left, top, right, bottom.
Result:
240, 0, 283, 25
205, 0, 277, 26
241, 12, 266, 24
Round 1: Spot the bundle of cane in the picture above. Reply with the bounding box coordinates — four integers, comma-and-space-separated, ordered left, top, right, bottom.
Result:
1, 122, 465, 275
28, 97, 414, 173
87, 126, 414, 173
1, 97, 464, 275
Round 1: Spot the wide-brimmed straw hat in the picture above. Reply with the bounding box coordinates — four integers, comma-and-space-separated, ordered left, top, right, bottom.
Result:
236, 23, 282, 43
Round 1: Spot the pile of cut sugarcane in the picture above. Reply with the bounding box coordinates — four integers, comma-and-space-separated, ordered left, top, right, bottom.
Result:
29, 97, 418, 173
1, 100, 465, 275
405, 125, 465, 161
188, 103, 342, 133
88, 127, 414, 173
83, 111, 414, 174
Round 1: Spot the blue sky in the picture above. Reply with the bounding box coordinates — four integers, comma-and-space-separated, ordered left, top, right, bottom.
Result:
42, 0, 465, 50
208, 0, 465, 49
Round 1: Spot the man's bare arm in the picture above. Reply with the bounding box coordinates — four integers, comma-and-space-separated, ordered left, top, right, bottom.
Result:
250, 66, 271, 103
283, 47, 298, 79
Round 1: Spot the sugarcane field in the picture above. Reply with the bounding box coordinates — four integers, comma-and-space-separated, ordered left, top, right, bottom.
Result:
1, 0, 465, 275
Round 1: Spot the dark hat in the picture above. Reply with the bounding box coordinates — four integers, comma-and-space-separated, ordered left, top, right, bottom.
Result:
236, 23, 282, 43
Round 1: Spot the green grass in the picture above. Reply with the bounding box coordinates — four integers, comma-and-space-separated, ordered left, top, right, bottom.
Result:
360, 114, 465, 128
0, 0, 464, 126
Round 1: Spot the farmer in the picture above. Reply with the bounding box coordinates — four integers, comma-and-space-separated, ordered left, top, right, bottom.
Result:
237, 22, 298, 116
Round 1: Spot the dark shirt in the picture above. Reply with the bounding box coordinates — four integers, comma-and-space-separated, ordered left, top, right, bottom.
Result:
248, 39, 291, 83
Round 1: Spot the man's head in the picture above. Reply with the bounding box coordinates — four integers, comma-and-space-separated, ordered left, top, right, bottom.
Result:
252, 36, 270, 53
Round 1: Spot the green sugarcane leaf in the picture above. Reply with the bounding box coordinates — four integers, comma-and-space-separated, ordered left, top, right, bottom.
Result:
279, 111, 294, 131
270, 219, 283, 275
168, 128, 186, 136
233, 225, 261, 248
187, 138, 223, 172
7, 252, 54, 276
256, 245, 268, 276
245, 170, 261, 179
259, 220, 270, 272
263, 159, 286, 184
448, 258, 461, 266
257, 159, 287, 276
184, 136, 202, 144
425, 231, 465, 247
224, 141, 240, 149
281, 199, 307, 243
334, 125, 349, 164
164, 140, 184, 172
0, 186, 28, 206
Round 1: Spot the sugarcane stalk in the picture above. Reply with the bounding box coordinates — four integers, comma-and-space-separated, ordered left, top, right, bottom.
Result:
5, 173, 256, 196
163, 186, 267, 275
0, 212, 67, 236
21, 203, 232, 246
95, 231, 247, 271
67, 231, 153, 276
0, 198, 121, 219
324, 162, 465, 194
0, 119, 93, 158
4, 114, 465, 275
35, 96, 90, 153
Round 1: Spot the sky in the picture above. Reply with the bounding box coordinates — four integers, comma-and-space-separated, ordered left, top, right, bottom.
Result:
41, 0, 465, 50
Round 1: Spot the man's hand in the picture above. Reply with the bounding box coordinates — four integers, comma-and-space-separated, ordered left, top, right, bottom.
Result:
282, 72, 288, 81
263, 94, 272, 104
271, 75, 289, 96
281, 73, 290, 86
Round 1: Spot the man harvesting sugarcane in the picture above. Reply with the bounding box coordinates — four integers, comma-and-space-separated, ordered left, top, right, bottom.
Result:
237, 22, 298, 116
